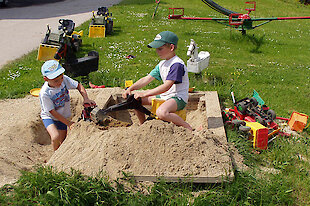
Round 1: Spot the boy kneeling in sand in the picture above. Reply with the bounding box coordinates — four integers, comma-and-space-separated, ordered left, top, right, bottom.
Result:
39, 60, 96, 151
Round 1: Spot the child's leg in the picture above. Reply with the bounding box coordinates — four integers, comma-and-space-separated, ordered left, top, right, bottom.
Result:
134, 96, 154, 124
45, 124, 66, 151
156, 99, 193, 130
43, 119, 67, 151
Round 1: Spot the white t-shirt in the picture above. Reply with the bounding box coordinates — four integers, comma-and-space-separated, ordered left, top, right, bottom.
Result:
39, 75, 78, 120
149, 55, 189, 103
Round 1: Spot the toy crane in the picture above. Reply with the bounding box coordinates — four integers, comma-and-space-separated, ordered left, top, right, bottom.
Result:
186, 39, 210, 73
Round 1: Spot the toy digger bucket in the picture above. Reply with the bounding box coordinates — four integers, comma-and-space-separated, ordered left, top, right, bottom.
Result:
37, 44, 59, 61
288, 112, 308, 132
151, 98, 186, 121
88, 25, 105, 38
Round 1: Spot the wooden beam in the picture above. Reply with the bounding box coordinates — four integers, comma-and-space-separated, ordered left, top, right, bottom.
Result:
134, 174, 234, 183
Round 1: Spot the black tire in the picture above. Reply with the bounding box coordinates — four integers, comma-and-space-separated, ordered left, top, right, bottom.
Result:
267, 109, 276, 120
250, 97, 258, 107
239, 125, 251, 132
232, 119, 246, 126
106, 20, 113, 35
236, 102, 247, 115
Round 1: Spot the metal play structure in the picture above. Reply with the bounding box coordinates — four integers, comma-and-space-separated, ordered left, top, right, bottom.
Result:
168, 0, 310, 35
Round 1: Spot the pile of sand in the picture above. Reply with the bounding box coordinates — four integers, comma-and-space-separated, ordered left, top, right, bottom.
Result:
0, 87, 245, 186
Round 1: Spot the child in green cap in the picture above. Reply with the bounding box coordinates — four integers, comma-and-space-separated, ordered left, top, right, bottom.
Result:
123, 31, 192, 130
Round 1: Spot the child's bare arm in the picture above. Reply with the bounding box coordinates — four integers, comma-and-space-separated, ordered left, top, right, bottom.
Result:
49, 109, 74, 129
134, 80, 174, 99
123, 75, 155, 98
76, 83, 96, 105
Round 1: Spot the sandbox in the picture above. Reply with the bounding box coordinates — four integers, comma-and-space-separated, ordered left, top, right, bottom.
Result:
47, 87, 234, 183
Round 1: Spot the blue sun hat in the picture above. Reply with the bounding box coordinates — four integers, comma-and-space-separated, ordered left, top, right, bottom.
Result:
147, 31, 179, 48
41, 60, 65, 79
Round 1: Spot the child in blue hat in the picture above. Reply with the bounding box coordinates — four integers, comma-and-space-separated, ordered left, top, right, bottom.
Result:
123, 31, 192, 130
39, 60, 96, 151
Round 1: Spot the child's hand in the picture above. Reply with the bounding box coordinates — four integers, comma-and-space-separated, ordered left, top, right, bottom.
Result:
68, 121, 75, 130
122, 89, 132, 99
83, 98, 96, 106
134, 92, 145, 99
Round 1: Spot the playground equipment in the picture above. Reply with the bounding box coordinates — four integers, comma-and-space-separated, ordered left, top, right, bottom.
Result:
168, 1, 310, 35
186, 39, 210, 73
89, 7, 113, 38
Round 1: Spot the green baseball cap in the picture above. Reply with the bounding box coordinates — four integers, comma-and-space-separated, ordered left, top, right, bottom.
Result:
147, 31, 178, 48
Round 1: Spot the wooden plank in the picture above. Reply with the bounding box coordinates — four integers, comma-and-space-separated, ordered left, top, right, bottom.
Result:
134, 175, 234, 183
205, 91, 224, 129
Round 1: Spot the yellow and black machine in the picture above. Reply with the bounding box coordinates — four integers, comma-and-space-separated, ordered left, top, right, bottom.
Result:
89, 7, 113, 38
38, 19, 98, 77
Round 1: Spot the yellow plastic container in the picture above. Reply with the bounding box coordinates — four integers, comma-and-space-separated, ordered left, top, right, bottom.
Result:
88, 25, 105, 38
151, 98, 186, 121
37, 44, 59, 61
288, 112, 308, 132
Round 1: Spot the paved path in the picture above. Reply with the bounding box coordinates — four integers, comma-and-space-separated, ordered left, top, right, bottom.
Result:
0, 0, 122, 69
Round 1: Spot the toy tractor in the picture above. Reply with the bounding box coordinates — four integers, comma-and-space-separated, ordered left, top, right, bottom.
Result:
37, 19, 83, 61
89, 7, 113, 38
222, 96, 279, 150
53, 19, 99, 77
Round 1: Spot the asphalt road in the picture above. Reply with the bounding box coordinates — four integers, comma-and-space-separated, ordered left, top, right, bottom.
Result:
0, 0, 122, 69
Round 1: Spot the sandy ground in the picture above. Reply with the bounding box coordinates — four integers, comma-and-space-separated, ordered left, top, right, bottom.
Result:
0, 0, 122, 69
0, 87, 246, 187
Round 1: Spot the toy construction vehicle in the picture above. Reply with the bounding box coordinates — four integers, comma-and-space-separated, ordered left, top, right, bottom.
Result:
40, 19, 99, 77
81, 94, 186, 125
89, 7, 113, 38
222, 96, 279, 150
37, 19, 83, 62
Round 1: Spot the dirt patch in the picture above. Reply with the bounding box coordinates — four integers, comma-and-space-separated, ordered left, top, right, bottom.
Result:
0, 87, 245, 186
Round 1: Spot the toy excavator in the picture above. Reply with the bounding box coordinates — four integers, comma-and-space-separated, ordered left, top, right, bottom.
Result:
81, 94, 152, 124
53, 19, 99, 77
89, 7, 113, 38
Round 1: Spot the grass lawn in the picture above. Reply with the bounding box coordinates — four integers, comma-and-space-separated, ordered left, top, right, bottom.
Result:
0, 0, 310, 205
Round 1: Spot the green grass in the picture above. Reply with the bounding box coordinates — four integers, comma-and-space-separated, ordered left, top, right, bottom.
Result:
0, 0, 310, 205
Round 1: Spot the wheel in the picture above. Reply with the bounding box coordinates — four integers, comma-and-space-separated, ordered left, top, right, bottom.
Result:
239, 125, 251, 132
250, 97, 258, 107
106, 20, 113, 35
232, 119, 246, 126
236, 102, 248, 115
267, 109, 276, 120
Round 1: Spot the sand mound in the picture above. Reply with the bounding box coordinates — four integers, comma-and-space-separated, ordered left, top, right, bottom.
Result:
48, 88, 233, 181
0, 87, 245, 186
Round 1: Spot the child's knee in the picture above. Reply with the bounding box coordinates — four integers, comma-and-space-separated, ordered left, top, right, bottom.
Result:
156, 109, 168, 119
